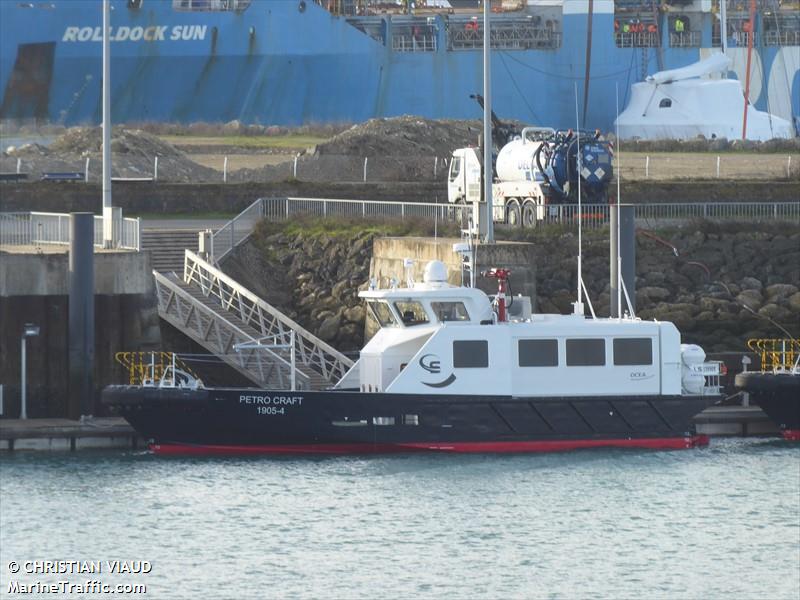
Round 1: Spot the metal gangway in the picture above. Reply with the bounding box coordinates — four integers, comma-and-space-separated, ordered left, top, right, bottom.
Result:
154, 249, 354, 390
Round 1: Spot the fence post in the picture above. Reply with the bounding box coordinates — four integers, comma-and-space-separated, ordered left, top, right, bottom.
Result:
293, 155, 298, 179
285, 198, 289, 220
645, 156, 650, 179
434, 156, 438, 178
154, 156, 159, 182
17, 158, 22, 175
716, 155, 721, 178
85, 157, 90, 182
362, 201, 366, 217
402, 203, 405, 221
788, 156, 792, 179
223, 156, 228, 183
363, 157, 368, 183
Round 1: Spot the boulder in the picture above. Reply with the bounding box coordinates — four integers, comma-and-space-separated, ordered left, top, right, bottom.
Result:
766, 283, 798, 301
317, 314, 341, 342
736, 289, 763, 311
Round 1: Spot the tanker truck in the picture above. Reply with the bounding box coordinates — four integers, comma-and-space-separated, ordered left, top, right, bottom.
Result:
447, 118, 614, 228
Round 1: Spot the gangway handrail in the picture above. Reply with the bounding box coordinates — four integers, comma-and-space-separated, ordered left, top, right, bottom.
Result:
154, 270, 311, 389
183, 250, 354, 384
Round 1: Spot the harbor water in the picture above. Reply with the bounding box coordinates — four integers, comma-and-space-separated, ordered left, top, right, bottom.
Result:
1, 439, 798, 599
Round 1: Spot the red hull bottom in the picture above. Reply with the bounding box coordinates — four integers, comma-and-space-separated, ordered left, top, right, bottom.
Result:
152, 435, 710, 456
781, 429, 800, 441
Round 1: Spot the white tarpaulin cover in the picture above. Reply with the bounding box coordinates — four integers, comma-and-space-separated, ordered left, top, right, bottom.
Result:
616, 55, 795, 141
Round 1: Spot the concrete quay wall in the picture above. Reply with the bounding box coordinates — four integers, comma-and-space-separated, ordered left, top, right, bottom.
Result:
0, 250, 160, 419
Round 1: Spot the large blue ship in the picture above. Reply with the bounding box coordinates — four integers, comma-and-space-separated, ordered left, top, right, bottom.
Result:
1, 0, 797, 133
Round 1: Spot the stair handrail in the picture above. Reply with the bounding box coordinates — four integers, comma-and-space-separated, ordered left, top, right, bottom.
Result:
183, 250, 354, 383
210, 197, 264, 263
154, 270, 311, 388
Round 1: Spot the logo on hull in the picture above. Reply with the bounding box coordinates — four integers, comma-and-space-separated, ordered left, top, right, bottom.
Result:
419, 354, 456, 388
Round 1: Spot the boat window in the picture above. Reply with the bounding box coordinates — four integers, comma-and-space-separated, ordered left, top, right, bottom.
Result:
403, 414, 419, 426
453, 340, 488, 368
372, 417, 395, 426
566, 339, 606, 366
366, 301, 398, 328
449, 156, 461, 182
613, 338, 653, 366
431, 301, 470, 322
518, 339, 558, 367
659, 98, 672, 108
394, 301, 429, 326
172, 0, 251, 12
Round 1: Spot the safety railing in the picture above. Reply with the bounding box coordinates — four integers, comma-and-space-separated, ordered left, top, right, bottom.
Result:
0, 212, 140, 250
114, 351, 201, 386
615, 31, 661, 48
669, 30, 701, 47
763, 30, 800, 46
210, 198, 265, 262
183, 249, 354, 386
258, 198, 800, 229
206, 198, 800, 266
393, 32, 437, 52
154, 270, 309, 389
448, 20, 561, 50
747, 338, 800, 373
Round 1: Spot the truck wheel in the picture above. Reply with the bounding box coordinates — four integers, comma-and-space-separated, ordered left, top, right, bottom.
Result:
506, 199, 521, 227
522, 200, 537, 228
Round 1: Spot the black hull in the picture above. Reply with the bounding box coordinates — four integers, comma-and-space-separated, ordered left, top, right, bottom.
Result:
735, 372, 800, 441
102, 386, 716, 454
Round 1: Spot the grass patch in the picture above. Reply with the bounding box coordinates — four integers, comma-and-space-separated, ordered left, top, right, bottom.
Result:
254, 215, 461, 240
160, 134, 329, 149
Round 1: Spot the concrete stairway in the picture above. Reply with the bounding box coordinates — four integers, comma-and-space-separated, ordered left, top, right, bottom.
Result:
141, 229, 200, 273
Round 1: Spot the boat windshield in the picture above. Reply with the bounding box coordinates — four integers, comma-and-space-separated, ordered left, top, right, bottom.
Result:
367, 301, 398, 328
431, 301, 470, 322
394, 301, 430, 327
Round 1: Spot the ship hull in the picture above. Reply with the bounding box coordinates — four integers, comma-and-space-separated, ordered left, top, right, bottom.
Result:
103, 385, 714, 455
735, 372, 800, 441
1, 0, 797, 131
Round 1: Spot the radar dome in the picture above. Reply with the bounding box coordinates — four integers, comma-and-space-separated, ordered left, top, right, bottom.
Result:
423, 260, 448, 284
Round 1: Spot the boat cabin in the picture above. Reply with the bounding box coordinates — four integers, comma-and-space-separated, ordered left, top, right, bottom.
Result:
349, 260, 716, 398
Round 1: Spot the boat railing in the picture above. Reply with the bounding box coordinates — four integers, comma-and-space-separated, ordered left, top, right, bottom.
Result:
183, 249, 354, 386
115, 351, 202, 386
393, 31, 437, 52
0, 211, 140, 251
669, 30, 701, 47
171, 0, 251, 12
763, 30, 800, 45
747, 338, 800, 373
615, 31, 660, 48
448, 20, 561, 50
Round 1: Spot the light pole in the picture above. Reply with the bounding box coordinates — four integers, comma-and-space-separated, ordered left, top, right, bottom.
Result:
20, 323, 40, 419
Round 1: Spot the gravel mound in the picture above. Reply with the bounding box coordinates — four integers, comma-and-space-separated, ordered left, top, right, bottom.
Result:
2, 126, 220, 183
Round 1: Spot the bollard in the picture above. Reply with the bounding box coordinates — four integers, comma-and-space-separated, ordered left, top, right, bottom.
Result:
223, 156, 228, 183
363, 157, 368, 182
645, 155, 650, 179
716, 155, 721, 178
154, 156, 159, 181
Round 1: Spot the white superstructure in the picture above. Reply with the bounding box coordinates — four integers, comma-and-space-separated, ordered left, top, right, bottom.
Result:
349, 260, 720, 398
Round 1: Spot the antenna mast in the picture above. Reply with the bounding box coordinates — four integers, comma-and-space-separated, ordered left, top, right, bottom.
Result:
573, 83, 584, 316
615, 84, 622, 318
